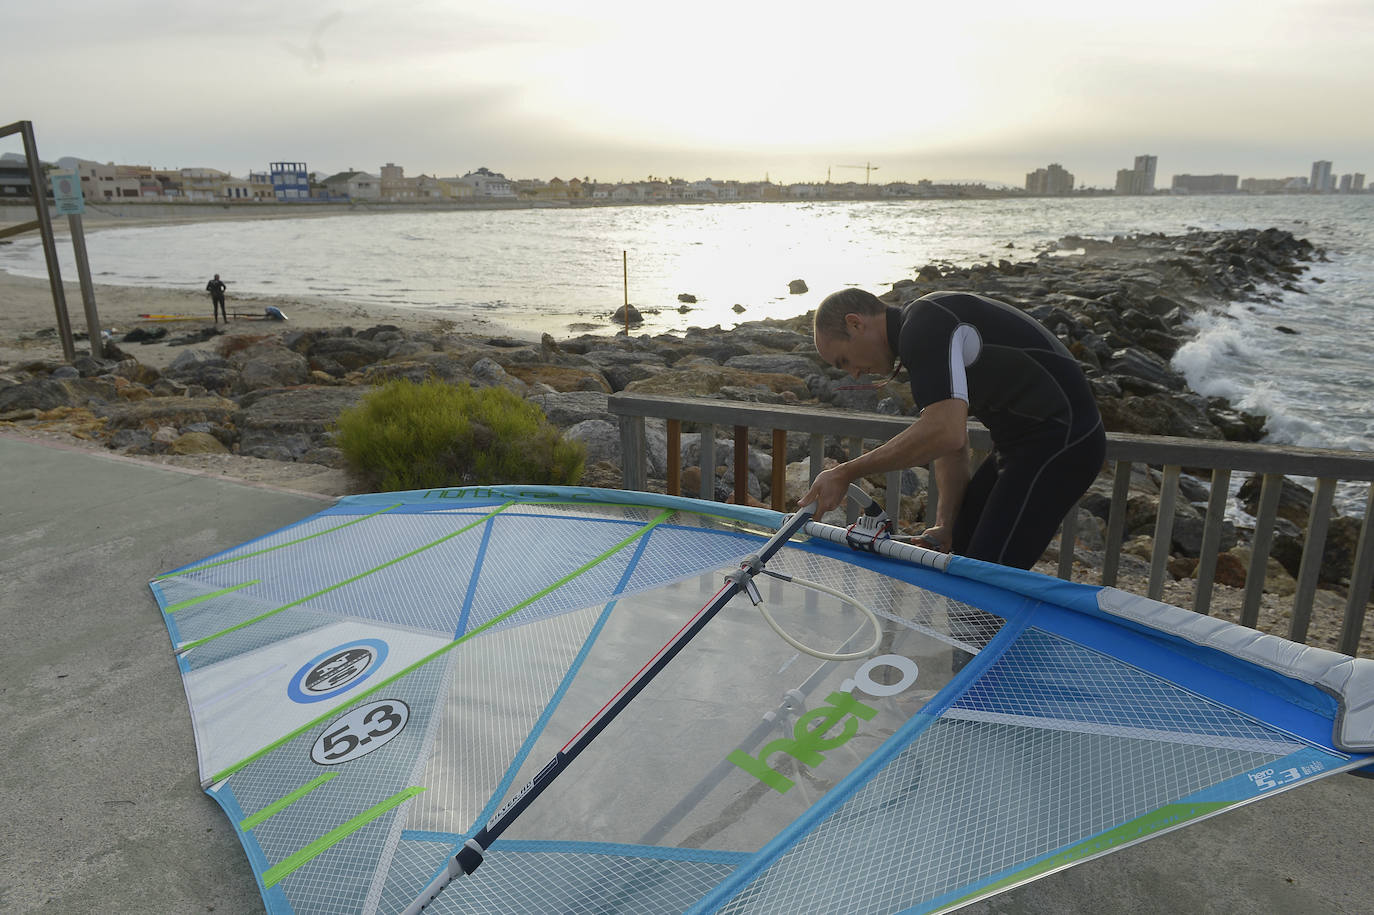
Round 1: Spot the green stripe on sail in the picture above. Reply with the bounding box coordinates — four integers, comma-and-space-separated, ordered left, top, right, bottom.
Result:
165, 580, 260, 614
178, 502, 516, 653
262, 786, 425, 887
160, 502, 402, 578
240, 772, 338, 832
209, 507, 674, 786
937, 800, 1235, 912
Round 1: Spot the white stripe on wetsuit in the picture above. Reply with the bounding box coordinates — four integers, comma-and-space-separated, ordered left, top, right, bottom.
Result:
947, 323, 981, 403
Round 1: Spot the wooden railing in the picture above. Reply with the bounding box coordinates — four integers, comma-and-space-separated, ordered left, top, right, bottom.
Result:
610, 392, 1374, 655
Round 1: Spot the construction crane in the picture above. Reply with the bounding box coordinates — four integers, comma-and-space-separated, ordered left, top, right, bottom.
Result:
829, 162, 881, 184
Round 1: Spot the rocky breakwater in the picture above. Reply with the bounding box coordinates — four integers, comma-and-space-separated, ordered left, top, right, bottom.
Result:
1, 227, 1364, 604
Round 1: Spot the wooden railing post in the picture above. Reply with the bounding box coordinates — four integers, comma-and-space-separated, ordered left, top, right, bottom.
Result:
733, 426, 749, 505
1102, 460, 1132, 588
1241, 473, 1284, 629
618, 415, 646, 491
771, 429, 787, 511
1194, 467, 1231, 616
1148, 465, 1181, 600
666, 419, 681, 496
1339, 485, 1374, 656
1290, 477, 1336, 642
699, 423, 716, 501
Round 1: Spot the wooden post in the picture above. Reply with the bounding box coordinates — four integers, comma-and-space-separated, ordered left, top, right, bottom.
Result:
68, 213, 103, 359
18, 121, 75, 362
733, 425, 749, 505
623, 250, 629, 335
772, 428, 787, 511
666, 419, 681, 496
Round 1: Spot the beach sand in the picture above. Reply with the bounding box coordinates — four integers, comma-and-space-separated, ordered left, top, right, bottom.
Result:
0, 268, 533, 372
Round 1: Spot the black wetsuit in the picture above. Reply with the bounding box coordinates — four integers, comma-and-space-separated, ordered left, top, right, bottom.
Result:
888, 292, 1106, 569
207, 278, 227, 322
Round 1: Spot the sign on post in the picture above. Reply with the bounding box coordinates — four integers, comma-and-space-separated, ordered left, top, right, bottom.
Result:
50, 172, 85, 215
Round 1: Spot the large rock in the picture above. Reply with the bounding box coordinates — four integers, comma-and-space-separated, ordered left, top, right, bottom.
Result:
233, 343, 311, 393
1107, 347, 1187, 391
504, 363, 611, 393
0, 377, 119, 412
164, 350, 240, 394
170, 430, 230, 455
98, 395, 237, 430
1097, 394, 1222, 439
623, 366, 809, 399
526, 391, 612, 427
723, 353, 825, 377
564, 419, 620, 466
234, 386, 370, 461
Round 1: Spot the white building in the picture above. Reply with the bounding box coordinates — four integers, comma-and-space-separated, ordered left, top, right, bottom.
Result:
455, 167, 516, 197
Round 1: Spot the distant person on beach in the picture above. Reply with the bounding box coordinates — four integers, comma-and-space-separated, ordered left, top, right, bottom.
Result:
206, 274, 228, 323
800, 288, 1105, 570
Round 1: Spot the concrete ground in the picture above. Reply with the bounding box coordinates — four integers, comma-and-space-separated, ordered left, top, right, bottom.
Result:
1, 432, 1371, 914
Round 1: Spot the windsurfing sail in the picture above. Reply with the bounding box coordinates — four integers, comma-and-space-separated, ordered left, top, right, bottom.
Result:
150, 486, 1374, 914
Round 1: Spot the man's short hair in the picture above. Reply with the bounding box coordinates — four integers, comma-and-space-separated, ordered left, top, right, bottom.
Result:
814, 288, 885, 340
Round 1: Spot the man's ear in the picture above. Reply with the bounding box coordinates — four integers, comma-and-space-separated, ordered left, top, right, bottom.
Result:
845, 312, 864, 334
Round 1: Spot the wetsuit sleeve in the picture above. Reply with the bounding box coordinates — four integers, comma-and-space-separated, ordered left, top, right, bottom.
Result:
900, 302, 970, 411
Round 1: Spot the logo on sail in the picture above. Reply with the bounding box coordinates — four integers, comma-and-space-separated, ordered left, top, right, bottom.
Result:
288, 639, 389, 703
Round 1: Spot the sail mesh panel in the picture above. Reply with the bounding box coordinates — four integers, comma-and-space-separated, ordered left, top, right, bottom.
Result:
414, 847, 740, 915
716, 626, 1307, 914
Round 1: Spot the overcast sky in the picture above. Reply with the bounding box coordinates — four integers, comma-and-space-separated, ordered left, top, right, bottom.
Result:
4, 0, 1371, 188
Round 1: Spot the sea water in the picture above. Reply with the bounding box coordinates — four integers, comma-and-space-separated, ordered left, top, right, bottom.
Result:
3, 194, 1371, 503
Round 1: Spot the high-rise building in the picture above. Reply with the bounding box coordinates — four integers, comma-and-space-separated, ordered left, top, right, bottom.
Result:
1026, 163, 1074, 195
1340, 174, 1353, 192
1133, 155, 1157, 193
1310, 160, 1334, 193
1356, 174, 1367, 192
1114, 154, 1157, 195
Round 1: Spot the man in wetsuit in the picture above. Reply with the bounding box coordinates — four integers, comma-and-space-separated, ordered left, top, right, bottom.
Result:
801, 287, 1105, 570
206, 274, 228, 323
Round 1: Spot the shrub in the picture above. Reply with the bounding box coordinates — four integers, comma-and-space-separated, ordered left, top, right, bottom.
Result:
334, 379, 584, 492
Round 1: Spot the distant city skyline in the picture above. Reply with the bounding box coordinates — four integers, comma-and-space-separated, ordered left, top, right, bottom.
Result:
3, 1, 1372, 190
7, 148, 1367, 197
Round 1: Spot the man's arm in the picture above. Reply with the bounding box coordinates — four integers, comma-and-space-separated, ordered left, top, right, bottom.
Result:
800, 398, 969, 516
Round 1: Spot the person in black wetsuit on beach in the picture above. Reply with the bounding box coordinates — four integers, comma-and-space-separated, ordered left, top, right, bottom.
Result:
800, 287, 1106, 570
206, 274, 228, 323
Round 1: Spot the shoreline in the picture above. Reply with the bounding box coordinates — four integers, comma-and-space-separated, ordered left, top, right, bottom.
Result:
0, 269, 536, 372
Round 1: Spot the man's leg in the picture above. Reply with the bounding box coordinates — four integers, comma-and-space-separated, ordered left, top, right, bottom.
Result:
950, 452, 1000, 557
960, 424, 1105, 570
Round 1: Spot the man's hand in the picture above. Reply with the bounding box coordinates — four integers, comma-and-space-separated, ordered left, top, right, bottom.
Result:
799, 466, 852, 517
910, 524, 952, 553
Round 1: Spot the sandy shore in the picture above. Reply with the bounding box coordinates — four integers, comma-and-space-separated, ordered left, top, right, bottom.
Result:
0, 267, 533, 371
0, 197, 547, 368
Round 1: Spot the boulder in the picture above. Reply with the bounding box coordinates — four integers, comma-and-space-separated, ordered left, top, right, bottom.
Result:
96, 395, 237, 430
504, 363, 611, 394
170, 431, 229, 455
623, 366, 808, 399
0, 377, 118, 412
723, 353, 825, 377
564, 419, 620, 466
234, 387, 370, 461
233, 344, 311, 393
612, 305, 643, 325
526, 391, 612, 427
163, 350, 239, 393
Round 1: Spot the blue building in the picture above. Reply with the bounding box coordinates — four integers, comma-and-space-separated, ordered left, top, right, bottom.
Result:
270, 162, 310, 201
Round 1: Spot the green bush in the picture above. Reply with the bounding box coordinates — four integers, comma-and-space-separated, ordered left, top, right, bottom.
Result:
334, 379, 584, 491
